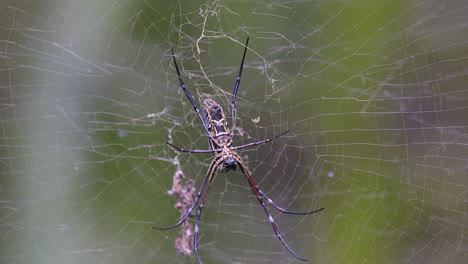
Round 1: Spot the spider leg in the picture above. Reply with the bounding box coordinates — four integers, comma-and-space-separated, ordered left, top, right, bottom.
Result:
233, 130, 290, 150
233, 153, 308, 262
193, 157, 222, 264
171, 49, 216, 142
259, 189, 325, 215
166, 142, 214, 153
230, 37, 249, 141
152, 157, 219, 231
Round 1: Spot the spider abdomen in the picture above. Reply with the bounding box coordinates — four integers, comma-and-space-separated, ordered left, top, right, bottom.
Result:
203, 98, 231, 143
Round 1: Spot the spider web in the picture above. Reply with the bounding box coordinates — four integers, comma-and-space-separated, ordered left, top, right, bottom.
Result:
1, 0, 467, 264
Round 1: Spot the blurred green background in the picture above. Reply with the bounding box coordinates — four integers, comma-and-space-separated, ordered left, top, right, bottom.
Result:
1, 0, 467, 263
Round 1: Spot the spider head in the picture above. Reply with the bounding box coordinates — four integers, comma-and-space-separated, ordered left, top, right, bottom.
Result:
220, 156, 237, 172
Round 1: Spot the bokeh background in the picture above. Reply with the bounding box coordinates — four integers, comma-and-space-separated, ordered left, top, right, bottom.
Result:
1, 0, 467, 263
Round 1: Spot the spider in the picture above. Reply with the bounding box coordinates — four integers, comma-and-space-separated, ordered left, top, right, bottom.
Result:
154, 37, 325, 263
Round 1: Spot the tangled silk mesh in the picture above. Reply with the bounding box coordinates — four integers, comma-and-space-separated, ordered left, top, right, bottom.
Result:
0, 1, 467, 264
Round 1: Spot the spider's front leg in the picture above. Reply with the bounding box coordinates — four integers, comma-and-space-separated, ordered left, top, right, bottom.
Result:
153, 157, 218, 231
154, 155, 222, 264
259, 189, 325, 215
233, 153, 312, 262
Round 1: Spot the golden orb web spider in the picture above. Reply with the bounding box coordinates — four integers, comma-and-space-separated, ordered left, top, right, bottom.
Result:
153, 37, 325, 263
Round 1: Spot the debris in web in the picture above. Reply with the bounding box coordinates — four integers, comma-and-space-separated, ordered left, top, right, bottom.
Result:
167, 167, 196, 255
